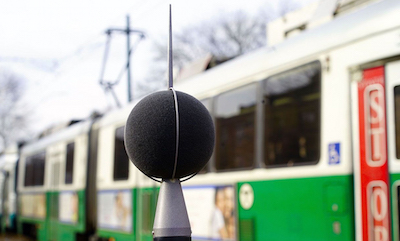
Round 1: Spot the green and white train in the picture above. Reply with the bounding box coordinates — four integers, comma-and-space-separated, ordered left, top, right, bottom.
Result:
1, 0, 400, 240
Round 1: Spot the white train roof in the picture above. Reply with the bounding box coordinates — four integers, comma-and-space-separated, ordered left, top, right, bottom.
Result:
21, 120, 92, 156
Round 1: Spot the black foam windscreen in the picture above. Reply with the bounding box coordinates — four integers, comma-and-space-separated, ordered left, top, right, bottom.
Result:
124, 90, 215, 179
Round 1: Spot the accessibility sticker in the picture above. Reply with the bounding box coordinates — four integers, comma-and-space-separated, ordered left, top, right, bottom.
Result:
329, 142, 340, 165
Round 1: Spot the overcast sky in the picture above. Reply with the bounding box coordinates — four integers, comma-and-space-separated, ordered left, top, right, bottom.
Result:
0, 0, 311, 135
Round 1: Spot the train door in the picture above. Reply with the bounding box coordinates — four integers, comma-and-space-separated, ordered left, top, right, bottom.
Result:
352, 59, 400, 241
47, 155, 62, 241
386, 60, 400, 241
136, 187, 158, 241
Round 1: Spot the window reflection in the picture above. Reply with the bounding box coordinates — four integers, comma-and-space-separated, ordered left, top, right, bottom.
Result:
65, 142, 74, 184
263, 62, 321, 166
215, 85, 256, 171
113, 126, 129, 181
24, 151, 46, 186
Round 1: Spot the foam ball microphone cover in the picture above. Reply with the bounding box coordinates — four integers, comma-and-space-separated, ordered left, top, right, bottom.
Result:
124, 90, 215, 179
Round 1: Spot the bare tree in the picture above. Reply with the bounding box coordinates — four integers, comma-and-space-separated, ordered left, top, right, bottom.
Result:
135, 10, 267, 96
137, 0, 303, 96
153, 10, 266, 70
0, 69, 29, 152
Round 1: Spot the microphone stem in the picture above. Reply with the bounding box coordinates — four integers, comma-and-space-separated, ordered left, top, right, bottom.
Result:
153, 179, 191, 240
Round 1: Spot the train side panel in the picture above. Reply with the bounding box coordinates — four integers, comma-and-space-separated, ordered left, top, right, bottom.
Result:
17, 121, 92, 241
94, 112, 162, 241
238, 176, 354, 241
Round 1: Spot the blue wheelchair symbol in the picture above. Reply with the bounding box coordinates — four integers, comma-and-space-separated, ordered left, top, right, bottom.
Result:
329, 143, 340, 165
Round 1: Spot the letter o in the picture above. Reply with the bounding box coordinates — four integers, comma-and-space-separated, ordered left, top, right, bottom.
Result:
372, 188, 388, 221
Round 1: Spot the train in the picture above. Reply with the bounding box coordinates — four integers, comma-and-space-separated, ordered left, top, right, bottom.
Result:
1, 0, 400, 240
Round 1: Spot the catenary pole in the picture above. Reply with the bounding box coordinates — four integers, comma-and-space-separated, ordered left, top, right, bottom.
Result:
126, 15, 132, 102
102, 15, 145, 104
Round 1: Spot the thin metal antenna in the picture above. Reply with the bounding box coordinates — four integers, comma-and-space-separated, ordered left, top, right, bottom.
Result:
168, 4, 173, 88
168, 5, 179, 179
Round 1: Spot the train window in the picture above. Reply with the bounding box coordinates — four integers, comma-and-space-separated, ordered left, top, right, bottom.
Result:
24, 157, 33, 187
65, 142, 74, 184
24, 151, 46, 186
263, 61, 321, 166
215, 84, 257, 171
113, 126, 129, 181
394, 86, 400, 158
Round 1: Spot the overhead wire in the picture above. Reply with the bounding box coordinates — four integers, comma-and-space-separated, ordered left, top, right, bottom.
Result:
98, 23, 145, 108
30, 0, 150, 79
86, 0, 164, 105
56, 0, 153, 71
99, 32, 112, 86
54, 0, 163, 82
12, 0, 167, 117
23, 1, 153, 110
100, 33, 145, 88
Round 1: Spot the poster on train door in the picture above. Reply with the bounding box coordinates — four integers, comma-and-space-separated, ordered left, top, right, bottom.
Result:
59, 191, 78, 223
20, 193, 46, 218
97, 190, 132, 232
183, 185, 236, 240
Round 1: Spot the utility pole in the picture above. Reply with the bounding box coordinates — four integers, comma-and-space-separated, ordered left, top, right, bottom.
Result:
104, 15, 145, 103
126, 15, 132, 103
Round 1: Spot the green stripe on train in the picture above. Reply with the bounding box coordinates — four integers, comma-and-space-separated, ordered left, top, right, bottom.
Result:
96, 187, 158, 241
47, 190, 86, 241
17, 190, 86, 241
238, 175, 355, 241
17, 216, 46, 241
97, 189, 137, 241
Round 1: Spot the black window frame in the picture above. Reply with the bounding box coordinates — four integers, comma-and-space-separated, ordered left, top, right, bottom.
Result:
214, 84, 258, 172
262, 61, 322, 167
24, 151, 46, 187
65, 142, 75, 184
113, 126, 130, 181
